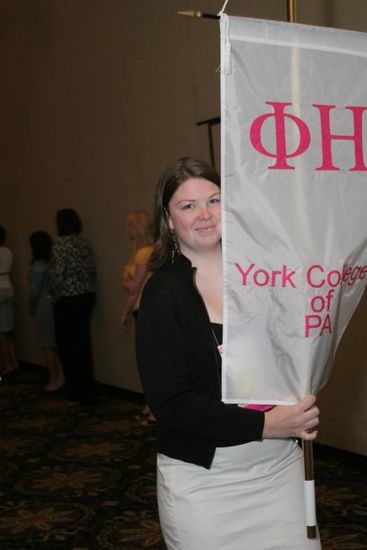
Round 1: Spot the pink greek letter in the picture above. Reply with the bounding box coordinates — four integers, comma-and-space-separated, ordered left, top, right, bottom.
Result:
250, 102, 311, 170
313, 104, 367, 171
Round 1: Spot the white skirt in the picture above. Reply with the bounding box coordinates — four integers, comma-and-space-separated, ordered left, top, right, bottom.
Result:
157, 439, 322, 550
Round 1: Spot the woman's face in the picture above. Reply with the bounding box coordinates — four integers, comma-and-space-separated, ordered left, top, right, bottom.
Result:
167, 178, 221, 256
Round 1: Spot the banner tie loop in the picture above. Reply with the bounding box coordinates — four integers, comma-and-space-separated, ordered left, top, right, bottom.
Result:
218, 0, 230, 16
218, 13, 232, 75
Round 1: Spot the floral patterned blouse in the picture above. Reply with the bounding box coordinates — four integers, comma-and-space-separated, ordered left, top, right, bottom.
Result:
50, 234, 96, 299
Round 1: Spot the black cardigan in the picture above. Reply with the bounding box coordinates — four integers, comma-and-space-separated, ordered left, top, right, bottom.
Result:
136, 254, 265, 469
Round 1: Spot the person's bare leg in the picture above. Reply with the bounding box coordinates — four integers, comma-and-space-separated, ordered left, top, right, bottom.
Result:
6, 333, 19, 371
0, 333, 8, 372
43, 348, 65, 391
0, 333, 19, 374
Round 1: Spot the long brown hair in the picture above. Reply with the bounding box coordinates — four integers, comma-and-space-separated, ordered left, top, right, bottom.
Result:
30, 231, 53, 264
127, 210, 154, 247
150, 157, 220, 270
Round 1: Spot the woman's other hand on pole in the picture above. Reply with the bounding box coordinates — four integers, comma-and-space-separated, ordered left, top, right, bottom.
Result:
263, 394, 319, 440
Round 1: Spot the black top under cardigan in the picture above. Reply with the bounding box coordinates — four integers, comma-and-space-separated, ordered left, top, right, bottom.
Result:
136, 253, 265, 469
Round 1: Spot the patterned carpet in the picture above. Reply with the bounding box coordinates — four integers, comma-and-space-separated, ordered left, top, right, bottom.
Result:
0, 367, 366, 550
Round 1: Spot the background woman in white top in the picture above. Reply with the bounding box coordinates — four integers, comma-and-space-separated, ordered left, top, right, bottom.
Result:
0, 225, 19, 375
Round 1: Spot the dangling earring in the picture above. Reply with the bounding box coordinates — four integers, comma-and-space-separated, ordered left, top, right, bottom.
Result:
170, 229, 180, 264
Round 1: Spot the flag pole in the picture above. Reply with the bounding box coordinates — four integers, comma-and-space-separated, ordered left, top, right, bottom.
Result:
287, 0, 298, 23
303, 439, 317, 538
178, 2, 297, 21
286, 0, 318, 540
177, 10, 219, 20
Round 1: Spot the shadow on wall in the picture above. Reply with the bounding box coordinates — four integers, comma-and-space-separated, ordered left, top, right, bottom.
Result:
323, 0, 335, 28
317, 289, 367, 456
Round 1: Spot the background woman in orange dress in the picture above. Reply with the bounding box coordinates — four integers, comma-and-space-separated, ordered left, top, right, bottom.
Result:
121, 210, 155, 424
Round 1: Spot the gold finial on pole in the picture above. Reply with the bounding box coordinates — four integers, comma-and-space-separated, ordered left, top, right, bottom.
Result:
177, 10, 219, 20
287, 0, 298, 23
178, 10, 203, 18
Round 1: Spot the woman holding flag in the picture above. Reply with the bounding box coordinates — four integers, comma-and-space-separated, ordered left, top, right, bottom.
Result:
136, 157, 321, 549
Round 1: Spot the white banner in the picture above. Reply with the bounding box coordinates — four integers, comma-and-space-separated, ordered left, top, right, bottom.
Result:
221, 16, 367, 404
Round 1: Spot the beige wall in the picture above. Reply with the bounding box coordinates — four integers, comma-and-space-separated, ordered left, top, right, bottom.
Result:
1, 0, 367, 454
